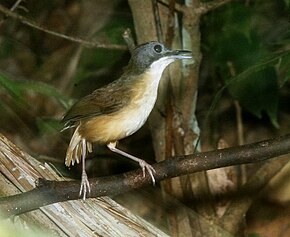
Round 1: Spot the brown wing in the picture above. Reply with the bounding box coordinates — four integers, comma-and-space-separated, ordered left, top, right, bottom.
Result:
62, 78, 132, 127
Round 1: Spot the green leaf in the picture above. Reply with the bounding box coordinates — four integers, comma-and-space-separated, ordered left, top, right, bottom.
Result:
229, 67, 279, 128
277, 51, 290, 87
222, 4, 253, 41
36, 117, 62, 134
284, 0, 290, 8
208, 51, 289, 128
0, 73, 22, 99
203, 3, 254, 57
0, 73, 71, 108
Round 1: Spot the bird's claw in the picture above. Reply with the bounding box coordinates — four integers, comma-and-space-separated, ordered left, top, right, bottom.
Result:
79, 172, 91, 200
138, 160, 156, 185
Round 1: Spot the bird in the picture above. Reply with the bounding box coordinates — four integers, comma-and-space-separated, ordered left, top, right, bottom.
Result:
62, 41, 192, 200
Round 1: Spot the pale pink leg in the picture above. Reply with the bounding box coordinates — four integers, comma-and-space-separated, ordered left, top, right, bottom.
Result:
107, 142, 156, 184
79, 139, 91, 200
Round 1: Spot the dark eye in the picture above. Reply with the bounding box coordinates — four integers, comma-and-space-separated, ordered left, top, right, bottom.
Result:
154, 44, 162, 53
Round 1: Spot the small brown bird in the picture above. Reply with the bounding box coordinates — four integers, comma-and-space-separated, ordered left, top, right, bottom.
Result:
62, 41, 192, 199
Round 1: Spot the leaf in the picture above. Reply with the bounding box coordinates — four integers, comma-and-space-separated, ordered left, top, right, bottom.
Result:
277, 51, 290, 87
229, 67, 279, 128
36, 117, 62, 135
284, 0, 290, 8
222, 4, 253, 41
208, 51, 290, 128
0, 73, 22, 99
0, 73, 71, 108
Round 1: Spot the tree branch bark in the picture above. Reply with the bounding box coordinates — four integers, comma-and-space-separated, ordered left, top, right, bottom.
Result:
1, 134, 290, 219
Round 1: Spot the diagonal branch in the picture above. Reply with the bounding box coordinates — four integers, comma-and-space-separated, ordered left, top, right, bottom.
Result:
0, 0, 24, 26
0, 4, 127, 50
1, 134, 290, 219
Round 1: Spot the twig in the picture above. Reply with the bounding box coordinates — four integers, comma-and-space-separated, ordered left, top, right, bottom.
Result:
0, 4, 127, 50
122, 28, 135, 53
10, 0, 24, 12
1, 134, 290, 218
0, 0, 24, 26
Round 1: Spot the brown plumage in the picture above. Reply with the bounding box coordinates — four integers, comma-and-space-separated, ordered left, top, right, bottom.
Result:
62, 41, 192, 200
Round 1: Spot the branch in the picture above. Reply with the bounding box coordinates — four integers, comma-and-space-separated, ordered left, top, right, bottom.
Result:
0, 0, 25, 26
1, 134, 290, 219
122, 28, 135, 53
0, 4, 127, 50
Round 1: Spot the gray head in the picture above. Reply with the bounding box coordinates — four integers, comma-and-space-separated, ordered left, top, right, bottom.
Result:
127, 41, 192, 74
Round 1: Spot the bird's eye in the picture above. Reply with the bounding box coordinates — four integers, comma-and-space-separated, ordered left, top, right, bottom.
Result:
154, 44, 162, 53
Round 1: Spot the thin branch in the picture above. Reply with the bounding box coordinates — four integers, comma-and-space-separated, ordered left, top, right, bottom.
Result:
1, 134, 290, 219
0, 4, 127, 50
10, 0, 24, 12
122, 28, 135, 53
0, 0, 24, 26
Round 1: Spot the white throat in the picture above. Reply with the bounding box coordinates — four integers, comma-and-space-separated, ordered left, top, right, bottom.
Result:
147, 57, 175, 83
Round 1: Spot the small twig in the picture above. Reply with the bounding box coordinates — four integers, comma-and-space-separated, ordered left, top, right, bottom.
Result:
10, 0, 24, 12
0, 0, 24, 26
0, 4, 127, 50
122, 28, 135, 53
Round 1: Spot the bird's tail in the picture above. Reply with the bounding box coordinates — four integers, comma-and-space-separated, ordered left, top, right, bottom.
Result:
65, 126, 93, 166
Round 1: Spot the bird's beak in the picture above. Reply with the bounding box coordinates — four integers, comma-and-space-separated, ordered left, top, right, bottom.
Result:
165, 50, 192, 59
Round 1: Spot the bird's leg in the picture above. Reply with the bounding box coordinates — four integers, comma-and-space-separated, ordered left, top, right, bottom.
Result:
107, 142, 156, 184
79, 138, 91, 200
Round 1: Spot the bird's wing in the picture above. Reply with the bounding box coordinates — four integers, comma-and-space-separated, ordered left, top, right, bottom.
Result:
62, 79, 132, 127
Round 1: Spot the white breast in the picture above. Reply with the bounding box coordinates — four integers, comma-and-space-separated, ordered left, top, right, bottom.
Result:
122, 57, 175, 136
121, 79, 158, 136
80, 57, 178, 143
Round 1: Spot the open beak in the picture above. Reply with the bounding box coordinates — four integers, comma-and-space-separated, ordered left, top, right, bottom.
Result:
166, 50, 192, 59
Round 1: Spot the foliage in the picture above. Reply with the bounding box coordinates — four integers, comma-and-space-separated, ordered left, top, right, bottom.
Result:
0, 73, 70, 108
0, 1, 132, 138
202, 0, 290, 127
0, 0, 290, 236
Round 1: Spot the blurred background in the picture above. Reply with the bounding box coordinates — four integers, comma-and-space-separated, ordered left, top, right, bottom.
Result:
0, 0, 290, 236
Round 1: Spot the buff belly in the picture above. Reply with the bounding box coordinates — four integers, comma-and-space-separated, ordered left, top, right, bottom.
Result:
79, 95, 157, 144
78, 71, 160, 144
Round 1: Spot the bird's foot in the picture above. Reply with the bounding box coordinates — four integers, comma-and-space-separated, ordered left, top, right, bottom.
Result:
79, 172, 91, 200
138, 159, 156, 185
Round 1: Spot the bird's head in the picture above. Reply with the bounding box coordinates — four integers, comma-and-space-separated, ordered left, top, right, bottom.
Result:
127, 41, 192, 74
